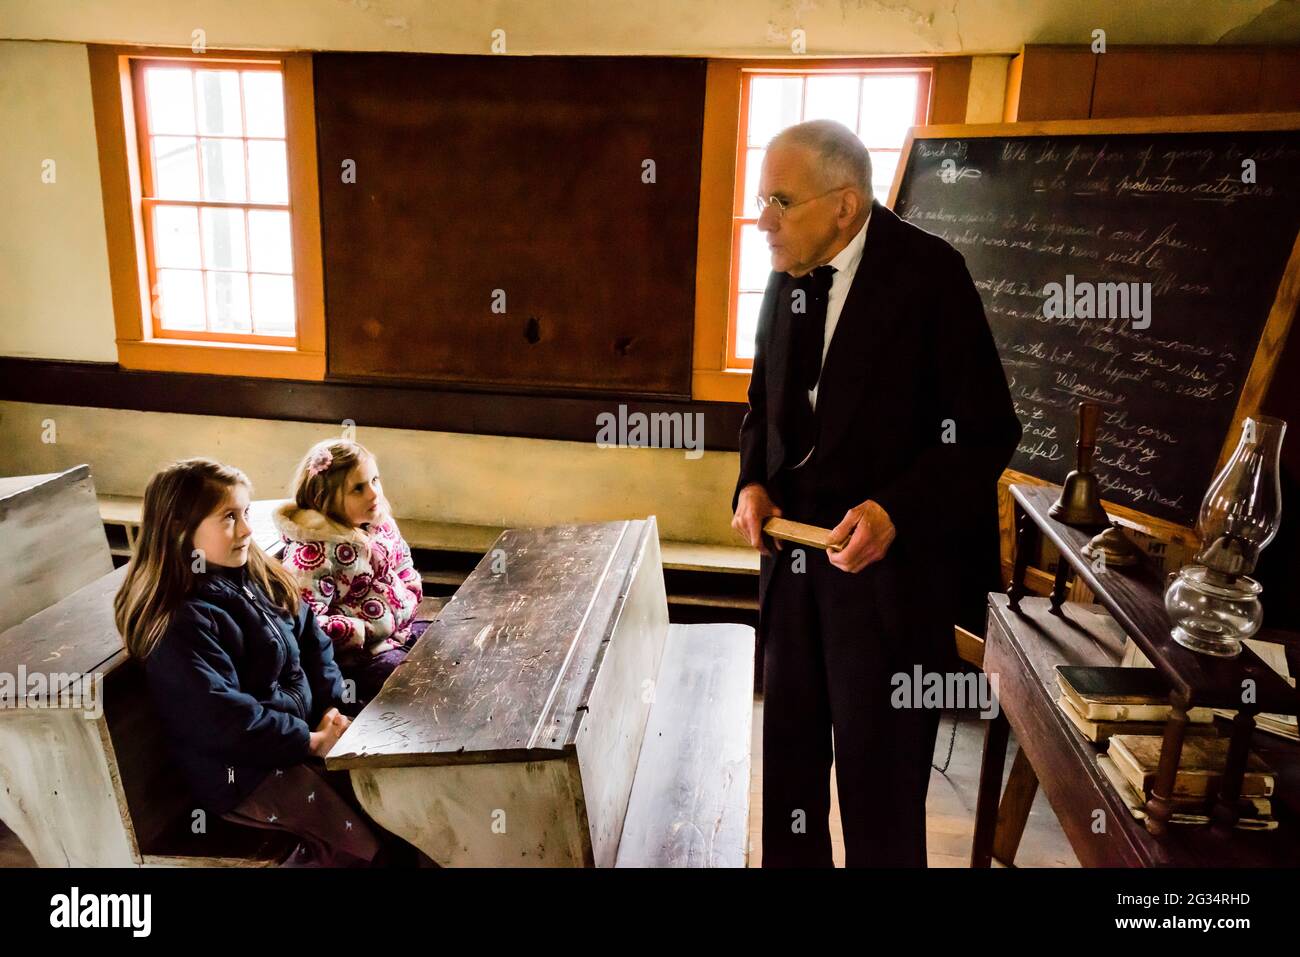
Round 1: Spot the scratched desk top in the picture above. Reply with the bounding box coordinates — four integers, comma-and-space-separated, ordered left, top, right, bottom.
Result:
326, 518, 658, 770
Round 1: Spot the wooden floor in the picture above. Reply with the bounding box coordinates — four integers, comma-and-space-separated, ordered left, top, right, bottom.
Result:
0, 698, 1078, 868
747, 696, 1078, 867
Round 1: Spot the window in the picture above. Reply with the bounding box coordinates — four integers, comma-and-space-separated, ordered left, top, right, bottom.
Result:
89, 47, 325, 379
134, 62, 296, 344
728, 69, 931, 368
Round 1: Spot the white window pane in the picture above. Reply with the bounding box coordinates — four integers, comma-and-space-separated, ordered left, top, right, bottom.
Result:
739, 224, 772, 292
859, 74, 920, 147
743, 148, 764, 218
734, 293, 764, 361
748, 76, 802, 147
207, 271, 252, 332
195, 70, 242, 136
804, 75, 859, 130
247, 139, 289, 205
144, 68, 194, 135
251, 273, 295, 335
201, 137, 247, 202
152, 136, 200, 200
871, 149, 901, 199
156, 269, 205, 330
243, 71, 285, 138
247, 209, 293, 274
201, 207, 247, 271
153, 206, 201, 269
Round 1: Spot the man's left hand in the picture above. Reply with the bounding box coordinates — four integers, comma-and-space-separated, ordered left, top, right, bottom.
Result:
827, 500, 895, 573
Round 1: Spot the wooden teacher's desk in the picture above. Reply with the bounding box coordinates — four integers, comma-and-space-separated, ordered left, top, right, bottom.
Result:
972, 487, 1300, 868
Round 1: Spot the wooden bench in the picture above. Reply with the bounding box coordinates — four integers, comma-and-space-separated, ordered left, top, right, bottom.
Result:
1, 466, 113, 631
0, 511, 297, 867
326, 517, 755, 867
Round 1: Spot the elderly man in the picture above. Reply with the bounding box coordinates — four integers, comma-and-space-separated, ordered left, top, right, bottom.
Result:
731, 120, 1021, 867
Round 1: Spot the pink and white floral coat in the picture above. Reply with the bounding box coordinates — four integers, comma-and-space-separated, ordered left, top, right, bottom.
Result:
274, 503, 423, 660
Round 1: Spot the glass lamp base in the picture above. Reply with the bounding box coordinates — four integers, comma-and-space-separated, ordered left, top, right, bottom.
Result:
1164, 566, 1262, 659
1171, 624, 1243, 658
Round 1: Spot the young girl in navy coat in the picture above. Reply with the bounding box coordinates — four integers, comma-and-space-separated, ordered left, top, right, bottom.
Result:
113, 458, 382, 866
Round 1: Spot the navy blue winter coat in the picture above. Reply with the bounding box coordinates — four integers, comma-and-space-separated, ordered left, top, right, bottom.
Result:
143, 564, 346, 814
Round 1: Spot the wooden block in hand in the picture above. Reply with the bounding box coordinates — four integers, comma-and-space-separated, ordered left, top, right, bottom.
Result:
762, 517, 845, 551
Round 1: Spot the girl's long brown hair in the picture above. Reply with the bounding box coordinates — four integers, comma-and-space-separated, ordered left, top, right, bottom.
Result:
114, 458, 300, 659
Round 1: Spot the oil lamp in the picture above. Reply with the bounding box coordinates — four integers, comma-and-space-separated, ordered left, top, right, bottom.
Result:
1165, 416, 1286, 657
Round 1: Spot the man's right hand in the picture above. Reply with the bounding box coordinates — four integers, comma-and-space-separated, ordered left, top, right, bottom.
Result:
731, 483, 783, 556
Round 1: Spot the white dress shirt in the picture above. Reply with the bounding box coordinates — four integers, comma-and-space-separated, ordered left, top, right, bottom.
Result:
810, 210, 871, 411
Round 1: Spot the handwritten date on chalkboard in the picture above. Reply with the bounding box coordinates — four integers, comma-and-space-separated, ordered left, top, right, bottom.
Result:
894, 130, 1300, 525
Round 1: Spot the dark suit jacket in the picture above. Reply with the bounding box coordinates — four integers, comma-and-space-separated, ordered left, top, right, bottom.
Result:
734, 201, 1022, 660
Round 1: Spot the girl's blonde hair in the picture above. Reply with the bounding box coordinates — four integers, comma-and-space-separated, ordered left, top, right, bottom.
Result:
290, 439, 378, 527
114, 458, 300, 659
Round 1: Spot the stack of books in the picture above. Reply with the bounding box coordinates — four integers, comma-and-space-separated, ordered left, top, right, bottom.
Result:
1056, 665, 1217, 743
1055, 665, 1279, 830
1100, 734, 1277, 830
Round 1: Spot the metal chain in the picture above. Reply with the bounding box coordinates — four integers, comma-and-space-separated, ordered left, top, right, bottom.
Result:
931, 712, 960, 774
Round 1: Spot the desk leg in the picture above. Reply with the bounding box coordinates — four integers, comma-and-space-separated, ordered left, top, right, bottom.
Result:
1210, 710, 1257, 833
992, 748, 1039, 866
971, 709, 1010, 868
1007, 505, 1032, 613
1049, 559, 1070, 615
1143, 697, 1189, 837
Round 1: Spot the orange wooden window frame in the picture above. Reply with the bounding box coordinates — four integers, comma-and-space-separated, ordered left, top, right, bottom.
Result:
88, 45, 326, 380
693, 57, 968, 403
726, 67, 932, 371
132, 58, 296, 347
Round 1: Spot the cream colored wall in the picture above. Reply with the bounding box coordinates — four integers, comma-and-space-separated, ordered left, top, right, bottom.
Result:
3, 0, 1294, 55
965, 55, 1011, 124
0, 41, 116, 362
0, 401, 741, 545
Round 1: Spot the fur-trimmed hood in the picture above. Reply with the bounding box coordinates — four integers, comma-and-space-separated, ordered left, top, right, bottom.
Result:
272, 502, 370, 545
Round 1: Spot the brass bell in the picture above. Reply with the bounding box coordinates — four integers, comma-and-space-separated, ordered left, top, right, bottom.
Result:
1049, 401, 1111, 529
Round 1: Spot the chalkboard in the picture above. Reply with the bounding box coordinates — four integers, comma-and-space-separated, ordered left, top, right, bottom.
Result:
890, 116, 1300, 530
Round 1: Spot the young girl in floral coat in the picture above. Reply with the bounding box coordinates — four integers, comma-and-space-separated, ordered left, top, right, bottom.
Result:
275, 440, 424, 708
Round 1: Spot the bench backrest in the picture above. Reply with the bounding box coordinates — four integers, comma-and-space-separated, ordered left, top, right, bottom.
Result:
0, 465, 113, 631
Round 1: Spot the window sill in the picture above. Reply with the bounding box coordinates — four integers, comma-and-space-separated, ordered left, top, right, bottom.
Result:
692, 368, 751, 403
117, 338, 325, 380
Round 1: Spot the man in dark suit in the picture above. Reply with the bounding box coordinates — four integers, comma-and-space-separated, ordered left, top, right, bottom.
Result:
731, 120, 1022, 867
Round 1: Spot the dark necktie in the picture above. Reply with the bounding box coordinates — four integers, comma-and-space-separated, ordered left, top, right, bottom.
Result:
793, 264, 836, 393
783, 263, 836, 469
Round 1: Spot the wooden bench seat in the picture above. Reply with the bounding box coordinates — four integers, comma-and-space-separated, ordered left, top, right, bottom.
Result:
615, 623, 753, 868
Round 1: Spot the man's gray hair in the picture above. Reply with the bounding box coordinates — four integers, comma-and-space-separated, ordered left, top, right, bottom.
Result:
769, 119, 873, 200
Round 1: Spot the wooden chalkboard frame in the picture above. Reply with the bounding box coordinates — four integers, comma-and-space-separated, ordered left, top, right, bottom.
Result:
888, 112, 1300, 554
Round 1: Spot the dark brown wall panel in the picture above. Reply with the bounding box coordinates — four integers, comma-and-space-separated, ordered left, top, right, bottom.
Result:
1091, 48, 1264, 118
1010, 46, 1096, 121
314, 53, 706, 397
